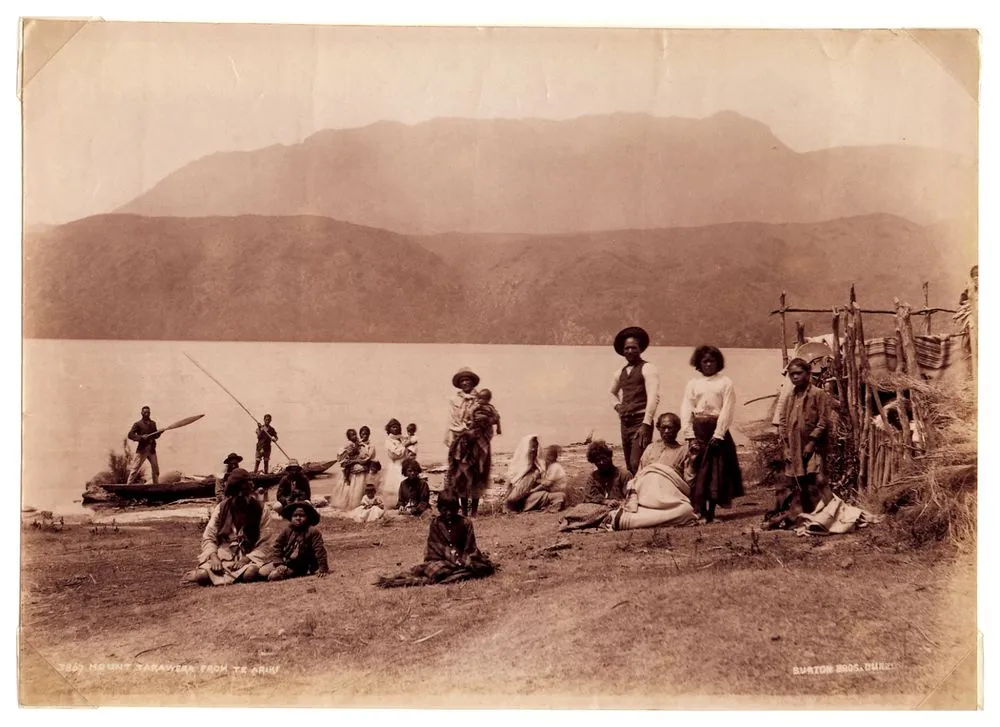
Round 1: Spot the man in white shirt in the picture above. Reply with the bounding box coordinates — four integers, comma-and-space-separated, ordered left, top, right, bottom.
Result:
610, 326, 661, 474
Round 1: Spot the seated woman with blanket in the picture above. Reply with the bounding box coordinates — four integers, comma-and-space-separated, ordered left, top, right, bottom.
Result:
376, 489, 496, 588
608, 412, 697, 530
558, 440, 631, 531
182, 468, 277, 586
505, 435, 567, 513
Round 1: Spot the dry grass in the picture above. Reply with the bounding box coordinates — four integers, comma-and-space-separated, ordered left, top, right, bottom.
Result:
19, 493, 977, 708
866, 376, 977, 551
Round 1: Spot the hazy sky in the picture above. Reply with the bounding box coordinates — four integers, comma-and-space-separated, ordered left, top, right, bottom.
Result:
22, 23, 978, 225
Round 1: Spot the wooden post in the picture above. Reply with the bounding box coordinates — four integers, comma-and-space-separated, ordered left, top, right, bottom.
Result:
895, 387, 913, 462
779, 292, 789, 368
896, 300, 920, 376
831, 310, 845, 404
795, 321, 806, 346
854, 303, 869, 382
923, 281, 932, 335
858, 383, 870, 490
969, 272, 978, 381
844, 308, 860, 441
893, 329, 905, 373
867, 412, 877, 490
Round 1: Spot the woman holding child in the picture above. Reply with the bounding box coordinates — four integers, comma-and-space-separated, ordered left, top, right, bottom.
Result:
445, 367, 501, 518
381, 419, 408, 509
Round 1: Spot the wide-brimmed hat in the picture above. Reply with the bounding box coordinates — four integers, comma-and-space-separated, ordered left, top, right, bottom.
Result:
223, 452, 243, 465
281, 500, 320, 526
452, 367, 481, 388
613, 326, 650, 356
224, 468, 252, 496
284, 459, 303, 472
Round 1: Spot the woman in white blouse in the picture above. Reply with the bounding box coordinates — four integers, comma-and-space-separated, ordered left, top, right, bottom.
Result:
680, 345, 745, 523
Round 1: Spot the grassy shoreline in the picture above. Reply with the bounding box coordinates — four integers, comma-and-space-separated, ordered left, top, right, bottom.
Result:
20, 463, 977, 707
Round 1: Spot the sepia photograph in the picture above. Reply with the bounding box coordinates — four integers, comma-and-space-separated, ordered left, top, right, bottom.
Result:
16, 11, 982, 709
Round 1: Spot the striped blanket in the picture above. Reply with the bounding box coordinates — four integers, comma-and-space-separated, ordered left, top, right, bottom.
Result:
866, 334, 968, 378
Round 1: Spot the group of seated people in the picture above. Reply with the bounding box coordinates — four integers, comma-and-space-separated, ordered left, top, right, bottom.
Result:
184, 464, 493, 589
558, 412, 701, 532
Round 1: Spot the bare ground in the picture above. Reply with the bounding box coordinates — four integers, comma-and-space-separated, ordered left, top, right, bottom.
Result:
19, 478, 977, 709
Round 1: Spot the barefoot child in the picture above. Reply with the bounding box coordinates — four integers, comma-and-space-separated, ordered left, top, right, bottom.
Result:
350, 482, 386, 523
260, 501, 329, 581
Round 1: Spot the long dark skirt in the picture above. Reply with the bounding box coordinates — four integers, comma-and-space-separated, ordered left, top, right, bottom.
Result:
690, 415, 744, 509
447, 430, 492, 499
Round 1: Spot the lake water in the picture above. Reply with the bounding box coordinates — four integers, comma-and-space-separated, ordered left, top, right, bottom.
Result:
21, 341, 786, 512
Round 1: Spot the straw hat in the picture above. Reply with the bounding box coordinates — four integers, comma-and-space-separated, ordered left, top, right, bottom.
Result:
223, 452, 243, 466
613, 326, 650, 356
281, 500, 320, 526
284, 459, 303, 472
452, 367, 481, 388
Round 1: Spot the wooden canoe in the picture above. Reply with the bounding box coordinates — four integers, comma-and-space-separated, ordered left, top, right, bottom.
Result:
96, 478, 216, 502
251, 460, 338, 487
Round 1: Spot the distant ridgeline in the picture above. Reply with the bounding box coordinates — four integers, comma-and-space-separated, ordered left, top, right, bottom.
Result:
23, 212, 971, 347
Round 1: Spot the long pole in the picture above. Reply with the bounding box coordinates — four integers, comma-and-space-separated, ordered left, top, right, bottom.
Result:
779, 291, 789, 368
183, 352, 292, 460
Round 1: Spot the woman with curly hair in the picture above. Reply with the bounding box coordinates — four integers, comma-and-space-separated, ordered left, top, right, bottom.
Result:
680, 345, 744, 523
557, 440, 632, 531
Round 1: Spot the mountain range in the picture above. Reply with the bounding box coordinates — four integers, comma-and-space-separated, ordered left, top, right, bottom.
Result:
23, 212, 972, 346
115, 112, 976, 235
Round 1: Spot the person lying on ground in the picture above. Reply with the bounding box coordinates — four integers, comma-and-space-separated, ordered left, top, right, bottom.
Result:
260, 501, 329, 581
376, 488, 496, 588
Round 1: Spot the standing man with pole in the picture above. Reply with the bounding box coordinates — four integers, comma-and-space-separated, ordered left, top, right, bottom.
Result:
610, 326, 660, 475
126, 406, 161, 484
254, 414, 278, 474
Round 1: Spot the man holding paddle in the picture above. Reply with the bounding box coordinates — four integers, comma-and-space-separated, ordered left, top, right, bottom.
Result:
126, 406, 162, 484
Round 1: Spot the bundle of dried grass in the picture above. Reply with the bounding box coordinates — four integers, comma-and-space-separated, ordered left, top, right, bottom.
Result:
868, 376, 977, 549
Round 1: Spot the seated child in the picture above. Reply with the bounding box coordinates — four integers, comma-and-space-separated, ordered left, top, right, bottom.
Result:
376, 488, 496, 588
541, 445, 568, 491
521, 444, 568, 512
349, 482, 385, 523
397, 458, 431, 517
260, 501, 328, 581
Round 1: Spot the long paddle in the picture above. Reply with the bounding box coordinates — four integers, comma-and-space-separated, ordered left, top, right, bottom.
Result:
182, 352, 292, 460
148, 414, 205, 437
